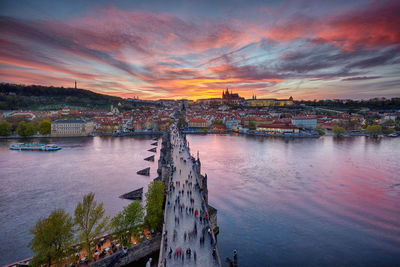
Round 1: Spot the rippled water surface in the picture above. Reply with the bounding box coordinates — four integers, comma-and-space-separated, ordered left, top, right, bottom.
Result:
1, 135, 399, 266
0, 136, 160, 265
187, 134, 400, 266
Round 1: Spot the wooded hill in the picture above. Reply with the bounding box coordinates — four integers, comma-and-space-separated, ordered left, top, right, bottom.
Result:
0, 83, 154, 110
297, 98, 400, 111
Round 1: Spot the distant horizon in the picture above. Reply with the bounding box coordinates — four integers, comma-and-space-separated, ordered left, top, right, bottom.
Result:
2, 82, 399, 102
1, 0, 399, 100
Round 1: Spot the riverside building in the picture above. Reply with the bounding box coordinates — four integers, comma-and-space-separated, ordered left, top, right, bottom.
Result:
51, 118, 95, 137
245, 96, 294, 107
256, 123, 299, 134
291, 116, 317, 130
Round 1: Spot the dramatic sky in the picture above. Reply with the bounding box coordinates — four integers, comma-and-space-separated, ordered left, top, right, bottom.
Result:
1, 0, 399, 100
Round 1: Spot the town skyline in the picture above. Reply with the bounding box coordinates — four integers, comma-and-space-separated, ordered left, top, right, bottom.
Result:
1, 0, 399, 100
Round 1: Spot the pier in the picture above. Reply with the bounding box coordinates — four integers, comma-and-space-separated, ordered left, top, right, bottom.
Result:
137, 167, 150, 176
148, 147, 157, 153
119, 187, 143, 200
144, 155, 155, 162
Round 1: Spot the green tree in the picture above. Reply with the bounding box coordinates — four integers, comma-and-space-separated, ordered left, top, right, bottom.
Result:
333, 125, 346, 137
74, 193, 109, 261
365, 124, 382, 137
30, 209, 74, 266
111, 201, 144, 247
395, 123, 400, 131
16, 121, 36, 136
315, 125, 325, 136
177, 117, 187, 129
25, 122, 36, 136
144, 181, 165, 231
382, 119, 395, 127
38, 120, 51, 135
383, 127, 394, 134
0, 121, 12, 136
212, 120, 224, 125
248, 121, 256, 130
16, 121, 27, 136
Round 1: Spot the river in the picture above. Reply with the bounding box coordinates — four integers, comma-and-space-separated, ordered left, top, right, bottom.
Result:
187, 134, 400, 266
0, 135, 399, 266
0, 136, 161, 265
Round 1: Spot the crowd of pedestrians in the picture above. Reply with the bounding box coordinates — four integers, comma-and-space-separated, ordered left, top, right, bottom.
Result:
160, 124, 219, 266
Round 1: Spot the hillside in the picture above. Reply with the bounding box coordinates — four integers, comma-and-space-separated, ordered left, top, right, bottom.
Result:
0, 83, 148, 110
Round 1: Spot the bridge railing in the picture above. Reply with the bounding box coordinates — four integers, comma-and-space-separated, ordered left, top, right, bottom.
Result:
193, 166, 222, 266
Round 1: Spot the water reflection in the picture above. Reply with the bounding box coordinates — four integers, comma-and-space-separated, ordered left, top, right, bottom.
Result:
1, 135, 399, 266
0, 136, 160, 265
187, 134, 400, 266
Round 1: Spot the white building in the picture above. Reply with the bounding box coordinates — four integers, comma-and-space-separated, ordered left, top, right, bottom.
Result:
291, 117, 317, 130
226, 120, 241, 131
257, 124, 299, 133
51, 118, 95, 137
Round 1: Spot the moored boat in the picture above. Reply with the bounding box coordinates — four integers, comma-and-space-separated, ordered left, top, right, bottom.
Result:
9, 143, 61, 151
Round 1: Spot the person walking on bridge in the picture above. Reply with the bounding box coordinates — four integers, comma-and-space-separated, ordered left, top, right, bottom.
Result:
145, 258, 152, 267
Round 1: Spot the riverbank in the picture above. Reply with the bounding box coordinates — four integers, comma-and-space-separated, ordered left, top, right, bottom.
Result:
94, 131, 163, 137
0, 131, 163, 139
182, 129, 320, 138
2, 129, 397, 139
182, 129, 400, 139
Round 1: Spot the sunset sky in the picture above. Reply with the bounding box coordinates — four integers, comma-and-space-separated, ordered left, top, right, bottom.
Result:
1, 0, 399, 100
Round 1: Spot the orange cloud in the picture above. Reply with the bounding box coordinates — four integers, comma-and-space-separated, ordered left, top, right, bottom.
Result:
1, 1, 399, 101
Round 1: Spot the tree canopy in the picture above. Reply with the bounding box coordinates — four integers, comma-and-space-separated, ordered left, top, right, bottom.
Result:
0, 121, 12, 136
16, 121, 36, 137
333, 125, 346, 137
365, 124, 382, 137
248, 121, 256, 130
30, 209, 74, 266
212, 120, 225, 125
74, 193, 109, 261
0, 83, 158, 110
177, 117, 187, 129
110, 201, 144, 247
298, 98, 400, 110
38, 120, 51, 135
144, 181, 165, 231
315, 125, 326, 136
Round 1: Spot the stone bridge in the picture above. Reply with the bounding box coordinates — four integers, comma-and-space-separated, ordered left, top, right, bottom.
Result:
157, 122, 221, 266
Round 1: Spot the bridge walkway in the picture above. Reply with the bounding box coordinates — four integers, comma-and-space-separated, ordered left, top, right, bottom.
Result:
159, 125, 219, 266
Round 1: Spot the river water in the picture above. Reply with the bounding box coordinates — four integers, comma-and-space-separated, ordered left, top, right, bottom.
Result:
0, 135, 399, 266
187, 134, 400, 266
0, 136, 161, 265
